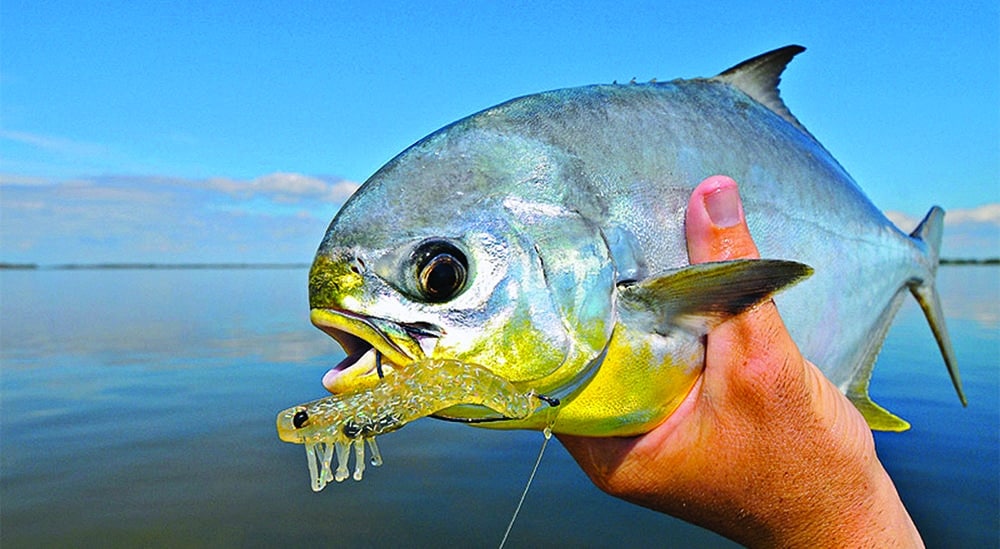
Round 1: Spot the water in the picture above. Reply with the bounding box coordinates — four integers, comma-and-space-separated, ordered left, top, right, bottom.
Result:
1, 266, 997, 547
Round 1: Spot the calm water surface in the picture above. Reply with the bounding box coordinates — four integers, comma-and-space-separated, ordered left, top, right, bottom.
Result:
1, 266, 997, 547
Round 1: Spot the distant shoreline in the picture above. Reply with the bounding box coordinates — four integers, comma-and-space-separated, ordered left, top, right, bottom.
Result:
939, 258, 1000, 266
2, 259, 997, 270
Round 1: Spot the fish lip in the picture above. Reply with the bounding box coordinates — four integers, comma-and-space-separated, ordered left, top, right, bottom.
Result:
310, 308, 442, 379
311, 308, 408, 361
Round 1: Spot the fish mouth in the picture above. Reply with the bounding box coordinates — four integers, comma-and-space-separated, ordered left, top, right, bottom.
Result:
310, 308, 534, 423
310, 309, 442, 393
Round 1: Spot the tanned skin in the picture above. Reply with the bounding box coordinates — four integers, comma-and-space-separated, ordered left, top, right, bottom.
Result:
559, 176, 923, 548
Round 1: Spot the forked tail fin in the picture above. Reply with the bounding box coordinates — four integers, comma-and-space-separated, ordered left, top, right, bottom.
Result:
848, 206, 966, 432
908, 207, 967, 406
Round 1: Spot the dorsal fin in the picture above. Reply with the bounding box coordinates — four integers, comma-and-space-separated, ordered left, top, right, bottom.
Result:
713, 45, 811, 136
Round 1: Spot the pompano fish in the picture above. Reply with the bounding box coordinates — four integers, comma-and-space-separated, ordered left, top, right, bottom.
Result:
277, 45, 965, 490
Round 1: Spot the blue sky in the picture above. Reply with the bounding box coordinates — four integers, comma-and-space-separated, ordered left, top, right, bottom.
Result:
2, 1, 998, 263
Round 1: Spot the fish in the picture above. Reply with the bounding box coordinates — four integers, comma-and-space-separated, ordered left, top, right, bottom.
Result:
277, 45, 966, 490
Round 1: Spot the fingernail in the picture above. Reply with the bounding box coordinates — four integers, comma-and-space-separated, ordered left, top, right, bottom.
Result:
704, 184, 742, 228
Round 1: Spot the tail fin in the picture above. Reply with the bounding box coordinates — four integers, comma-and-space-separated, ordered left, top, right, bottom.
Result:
908, 207, 967, 406
847, 206, 965, 432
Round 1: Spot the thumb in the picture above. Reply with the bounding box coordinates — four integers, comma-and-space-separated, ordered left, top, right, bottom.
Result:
686, 175, 760, 263
684, 175, 801, 398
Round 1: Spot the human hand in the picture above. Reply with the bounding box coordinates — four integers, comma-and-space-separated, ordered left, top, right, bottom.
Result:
557, 176, 923, 547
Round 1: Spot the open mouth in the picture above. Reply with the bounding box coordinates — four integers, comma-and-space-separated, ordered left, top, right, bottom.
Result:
310, 308, 530, 423
321, 345, 387, 392
310, 309, 441, 394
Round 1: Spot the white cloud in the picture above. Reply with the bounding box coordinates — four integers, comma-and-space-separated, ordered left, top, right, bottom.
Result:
0, 130, 109, 158
206, 173, 359, 204
944, 203, 1000, 226
885, 204, 1000, 259
0, 172, 359, 264
884, 211, 919, 232
0, 173, 51, 186
886, 204, 1000, 232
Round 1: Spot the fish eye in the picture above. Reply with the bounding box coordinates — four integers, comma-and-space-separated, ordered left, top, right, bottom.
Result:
412, 239, 468, 303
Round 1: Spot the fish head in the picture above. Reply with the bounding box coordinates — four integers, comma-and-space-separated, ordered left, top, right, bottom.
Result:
308, 127, 618, 421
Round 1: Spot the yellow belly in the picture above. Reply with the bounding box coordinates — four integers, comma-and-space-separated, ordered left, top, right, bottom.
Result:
481, 323, 703, 437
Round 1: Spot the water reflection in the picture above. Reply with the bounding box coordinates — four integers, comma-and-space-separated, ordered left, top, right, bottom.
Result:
1, 269, 335, 366
0, 266, 996, 547
937, 266, 1000, 329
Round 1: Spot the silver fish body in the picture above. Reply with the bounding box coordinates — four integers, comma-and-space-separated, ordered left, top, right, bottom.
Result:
307, 45, 963, 437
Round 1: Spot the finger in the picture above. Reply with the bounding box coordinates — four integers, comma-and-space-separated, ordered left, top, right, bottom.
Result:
685, 175, 760, 263
685, 176, 801, 393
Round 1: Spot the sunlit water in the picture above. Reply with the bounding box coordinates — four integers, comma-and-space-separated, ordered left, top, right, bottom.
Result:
1, 266, 997, 547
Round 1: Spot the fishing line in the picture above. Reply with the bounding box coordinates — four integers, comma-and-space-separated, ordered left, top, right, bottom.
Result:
497, 426, 552, 549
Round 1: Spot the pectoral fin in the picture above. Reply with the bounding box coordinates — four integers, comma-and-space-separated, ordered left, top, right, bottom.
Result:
618, 259, 813, 337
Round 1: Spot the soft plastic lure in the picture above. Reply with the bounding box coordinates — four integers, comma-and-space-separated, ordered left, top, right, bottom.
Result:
276, 358, 552, 491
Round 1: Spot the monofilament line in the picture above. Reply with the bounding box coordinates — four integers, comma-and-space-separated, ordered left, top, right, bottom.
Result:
498, 429, 551, 549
